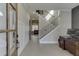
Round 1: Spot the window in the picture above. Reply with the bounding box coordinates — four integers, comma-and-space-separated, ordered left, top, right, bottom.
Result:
49, 10, 54, 15
0, 11, 3, 16
45, 10, 54, 21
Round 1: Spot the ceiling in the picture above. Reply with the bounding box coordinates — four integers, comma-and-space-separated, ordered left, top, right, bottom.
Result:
23, 3, 79, 10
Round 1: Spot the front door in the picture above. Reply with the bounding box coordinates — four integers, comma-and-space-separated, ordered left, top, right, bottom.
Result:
7, 3, 18, 56
0, 3, 18, 56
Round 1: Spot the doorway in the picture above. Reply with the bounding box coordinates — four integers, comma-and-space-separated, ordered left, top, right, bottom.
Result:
29, 12, 39, 43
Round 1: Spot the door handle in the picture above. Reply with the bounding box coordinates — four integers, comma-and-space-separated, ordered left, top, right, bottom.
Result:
16, 34, 18, 38
16, 39, 19, 49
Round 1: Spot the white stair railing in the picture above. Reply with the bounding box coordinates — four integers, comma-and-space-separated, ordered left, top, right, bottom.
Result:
39, 17, 59, 39
38, 11, 60, 39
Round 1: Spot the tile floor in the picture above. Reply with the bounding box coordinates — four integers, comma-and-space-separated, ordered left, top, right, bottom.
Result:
21, 35, 73, 56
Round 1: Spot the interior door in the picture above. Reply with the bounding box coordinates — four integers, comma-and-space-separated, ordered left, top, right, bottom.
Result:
7, 3, 18, 56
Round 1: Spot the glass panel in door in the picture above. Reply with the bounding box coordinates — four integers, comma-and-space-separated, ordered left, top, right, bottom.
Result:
8, 4, 17, 56
0, 4, 6, 56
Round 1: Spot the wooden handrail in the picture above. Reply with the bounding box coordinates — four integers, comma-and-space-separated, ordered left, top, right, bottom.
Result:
0, 29, 16, 33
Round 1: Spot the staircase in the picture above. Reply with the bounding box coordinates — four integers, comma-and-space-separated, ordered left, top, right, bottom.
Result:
39, 16, 59, 39
38, 10, 60, 39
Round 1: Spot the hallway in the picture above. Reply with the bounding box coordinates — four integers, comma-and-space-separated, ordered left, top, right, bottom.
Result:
21, 35, 72, 56
0, 3, 79, 56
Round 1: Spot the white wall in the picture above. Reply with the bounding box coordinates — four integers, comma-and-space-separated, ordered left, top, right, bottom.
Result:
59, 10, 72, 36
0, 4, 6, 56
39, 15, 48, 30
18, 4, 30, 55
40, 10, 71, 44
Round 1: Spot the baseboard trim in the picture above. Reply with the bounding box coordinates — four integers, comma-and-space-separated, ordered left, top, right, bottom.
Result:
39, 41, 58, 44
